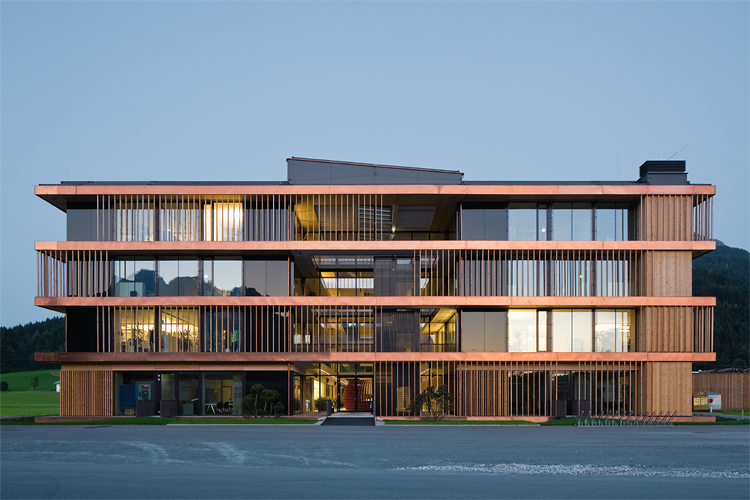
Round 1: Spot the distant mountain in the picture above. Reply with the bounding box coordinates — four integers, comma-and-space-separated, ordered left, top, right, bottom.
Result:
693, 243, 750, 370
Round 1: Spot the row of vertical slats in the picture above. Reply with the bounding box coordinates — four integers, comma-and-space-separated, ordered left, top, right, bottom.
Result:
455, 361, 642, 417
60, 369, 113, 416
451, 249, 635, 297
637, 195, 713, 241
373, 361, 455, 416
692, 372, 750, 410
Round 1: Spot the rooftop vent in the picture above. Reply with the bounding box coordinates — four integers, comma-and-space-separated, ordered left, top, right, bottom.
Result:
637, 160, 688, 185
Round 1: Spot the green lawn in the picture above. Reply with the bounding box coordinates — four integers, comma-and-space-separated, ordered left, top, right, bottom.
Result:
0, 369, 60, 392
0, 391, 59, 416
717, 409, 750, 415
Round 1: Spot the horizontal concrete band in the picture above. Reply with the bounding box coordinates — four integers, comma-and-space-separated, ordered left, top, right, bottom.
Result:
35, 296, 717, 307
36, 352, 716, 364
36, 184, 716, 196
35, 240, 716, 252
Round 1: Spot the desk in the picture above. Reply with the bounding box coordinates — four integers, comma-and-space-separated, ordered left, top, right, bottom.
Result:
205, 403, 217, 414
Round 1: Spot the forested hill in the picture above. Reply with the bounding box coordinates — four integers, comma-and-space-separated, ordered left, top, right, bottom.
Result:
0, 244, 748, 373
0, 317, 64, 373
693, 243, 750, 370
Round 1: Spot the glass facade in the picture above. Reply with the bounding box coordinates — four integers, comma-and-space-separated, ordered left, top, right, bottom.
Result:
461, 203, 632, 242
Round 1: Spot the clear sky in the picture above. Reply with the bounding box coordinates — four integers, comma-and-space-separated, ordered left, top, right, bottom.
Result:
1, 1, 748, 327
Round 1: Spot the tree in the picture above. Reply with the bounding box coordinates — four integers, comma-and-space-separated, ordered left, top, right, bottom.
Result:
30, 376, 40, 391
409, 385, 454, 421
241, 383, 284, 418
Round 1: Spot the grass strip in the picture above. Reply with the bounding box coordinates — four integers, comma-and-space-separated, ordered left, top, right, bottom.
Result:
386, 420, 536, 425
0, 391, 60, 416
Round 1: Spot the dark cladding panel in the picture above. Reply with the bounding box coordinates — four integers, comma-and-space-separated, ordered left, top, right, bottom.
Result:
287, 159, 332, 184
288, 158, 463, 185
330, 164, 376, 185
374, 168, 421, 185
67, 209, 95, 241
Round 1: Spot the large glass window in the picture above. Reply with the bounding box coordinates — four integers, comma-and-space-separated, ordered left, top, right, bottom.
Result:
204, 260, 242, 296
508, 204, 537, 241
114, 307, 156, 352
202, 372, 242, 416
204, 202, 244, 241
461, 206, 506, 240
112, 259, 155, 297
595, 204, 630, 241
461, 311, 507, 352
551, 310, 572, 352
551, 309, 593, 352
572, 310, 593, 352
158, 259, 199, 296
244, 260, 289, 296
507, 310, 536, 352
159, 307, 200, 353
595, 309, 634, 352
552, 203, 592, 241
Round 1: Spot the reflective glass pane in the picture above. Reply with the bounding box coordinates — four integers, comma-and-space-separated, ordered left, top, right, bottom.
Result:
461, 312, 484, 352
617, 309, 634, 353
538, 205, 548, 241
462, 210, 485, 240
484, 311, 507, 352
551, 204, 571, 240
595, 310, 616, 352
508, 310, 536, 352
133, 260, 155, 297
572, 204, 592, 241
484, 209, 506, 240
244, 260, 266, 296
211, 260, 242, 296
178, 260, 199, 296
552, 310, 571, 352
113, 260, 133, 297
595, 205, 616, 241
265, 261, 289, 296
538, 311, 547, 352
572, 310, 592, 352
508, 204, 537, 241
158, 260, 179, 296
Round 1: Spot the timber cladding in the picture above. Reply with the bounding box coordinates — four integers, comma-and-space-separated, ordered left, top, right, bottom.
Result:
693, 372, 750, 410
640, 251, 692, 296
642, 361, 691, 415
638, 306, 714, 353
60, 367, 113, 416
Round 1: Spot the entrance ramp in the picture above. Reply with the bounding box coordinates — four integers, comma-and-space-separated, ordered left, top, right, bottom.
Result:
321, 412, 375, 426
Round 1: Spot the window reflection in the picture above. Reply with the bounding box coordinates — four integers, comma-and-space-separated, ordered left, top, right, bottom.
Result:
595, 309, 633, 352
158, 259, 199, 296
507, 310, 536, 352
204, 260, 242, 296
508, 204, 537, 241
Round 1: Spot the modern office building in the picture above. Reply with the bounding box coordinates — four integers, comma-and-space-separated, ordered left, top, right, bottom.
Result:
35, 157, 715, 418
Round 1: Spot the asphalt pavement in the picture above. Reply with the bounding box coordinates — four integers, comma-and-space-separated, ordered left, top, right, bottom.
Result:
2, 424, 749, 499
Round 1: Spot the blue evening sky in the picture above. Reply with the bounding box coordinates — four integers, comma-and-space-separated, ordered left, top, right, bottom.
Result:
1, 1, 748, 326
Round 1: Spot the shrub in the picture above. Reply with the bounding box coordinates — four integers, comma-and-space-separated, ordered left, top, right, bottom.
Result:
241, 384, 284, 418
0, 381, 8, 391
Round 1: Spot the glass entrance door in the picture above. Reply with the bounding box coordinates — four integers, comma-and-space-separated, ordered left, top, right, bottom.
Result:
337, 363, 373, 412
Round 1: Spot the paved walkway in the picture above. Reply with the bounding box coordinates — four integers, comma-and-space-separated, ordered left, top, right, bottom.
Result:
694, 412, 750, 420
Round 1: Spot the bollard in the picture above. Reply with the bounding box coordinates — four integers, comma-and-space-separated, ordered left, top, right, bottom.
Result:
326, 399, 333, 417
